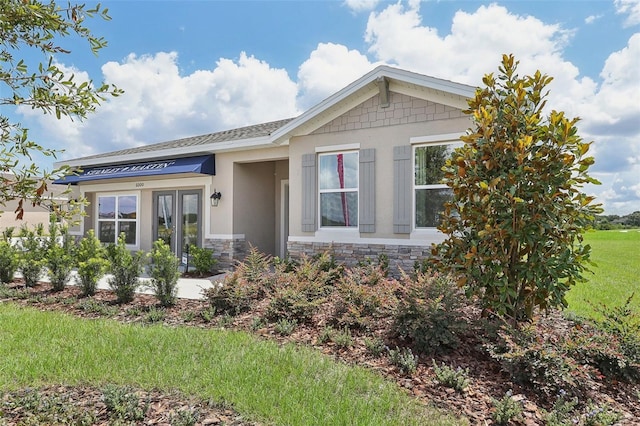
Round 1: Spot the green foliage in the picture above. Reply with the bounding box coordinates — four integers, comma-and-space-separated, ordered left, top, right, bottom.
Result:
148, 239, 181, 307
0, 1, 122, 219
75, 229, 108, 297
581, 401, 622, 426
388, 346, 418, 375
203, 271, 261, 315
265, 286, 318, 324
363, 336, 387, 357
0, 236, 18, 284
431, 360, 470, 392
107, 233, 146, 304
45, 222, 75, 291
169, 408, 200, 426
274, 318, 297, 336
0, 388, 98, 425
102, 384, 148, 422
144, 306, 166, 324
238, 245, 271, 283
491, 390, 523, 425
330, 327, 354, 349
433, 54, 602, 322
332, 266, 398, 330
17, 224, 46, 287
393, 272, 466, 354
189, 245, 217, 276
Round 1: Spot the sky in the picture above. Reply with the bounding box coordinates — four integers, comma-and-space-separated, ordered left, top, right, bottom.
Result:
8, 0, 640, 216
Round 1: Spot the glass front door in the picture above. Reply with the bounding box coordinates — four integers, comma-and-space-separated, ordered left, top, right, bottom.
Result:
153, 190, 202, 264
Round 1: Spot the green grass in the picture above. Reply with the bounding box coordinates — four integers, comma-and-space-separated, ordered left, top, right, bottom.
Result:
566, 229, 640, 318
0, 304, 463, 426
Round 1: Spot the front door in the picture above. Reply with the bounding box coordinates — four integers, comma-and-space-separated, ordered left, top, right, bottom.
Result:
153, 190, 202, 263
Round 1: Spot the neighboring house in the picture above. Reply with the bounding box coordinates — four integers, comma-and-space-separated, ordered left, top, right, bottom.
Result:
0, 173, 70, 234
54, 66, 475, 273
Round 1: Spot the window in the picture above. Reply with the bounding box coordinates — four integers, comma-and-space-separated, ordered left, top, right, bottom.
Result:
97, 194, 138, 245
414, 143, 460, 228
318, 151, 358, 227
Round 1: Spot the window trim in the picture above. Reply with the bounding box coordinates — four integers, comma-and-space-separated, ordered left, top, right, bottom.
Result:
412, 140, 461, 231
96, 192, 140, 249
317, 150, 359, 229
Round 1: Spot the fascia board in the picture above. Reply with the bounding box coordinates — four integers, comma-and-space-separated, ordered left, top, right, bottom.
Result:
55, 136, 273, 169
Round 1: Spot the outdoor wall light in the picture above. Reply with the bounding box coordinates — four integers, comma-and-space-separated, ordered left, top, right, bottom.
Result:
210, 189, 222, 207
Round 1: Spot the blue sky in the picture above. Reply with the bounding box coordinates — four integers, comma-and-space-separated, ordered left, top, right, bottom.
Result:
10, 0, 640, 215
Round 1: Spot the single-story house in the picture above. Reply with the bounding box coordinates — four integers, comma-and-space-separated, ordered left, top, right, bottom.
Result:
54, 66, 475, 273
1, 173, 70, 234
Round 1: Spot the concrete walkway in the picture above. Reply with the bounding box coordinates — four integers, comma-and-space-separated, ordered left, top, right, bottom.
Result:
18, 271, 226, 300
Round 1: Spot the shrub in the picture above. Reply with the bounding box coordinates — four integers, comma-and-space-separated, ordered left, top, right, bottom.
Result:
274, 318, 297, 336
265, 286, 318, 324
331, 327, 354, 349
331, 267, 398, 330
17, 225, 46, 287
432, 360, 470, 392
393, 271, 466, 354
203, 271, 260, 315
75, 230, 109, 297
486, 318, 590, 398
363, 337, 387, 357
148, 239, 181, 306
589, 294, 640, 381
434, 54, 602, 323
388, 346, 418, 375
102, 384, 147, 422
581, 401, 622, 426
0, 237, 18, 284
106, 233, 146, 304
491, 390, 523, 425
189, 245, 217, 276
237, 245, 270, 283
45, 223, 75, 292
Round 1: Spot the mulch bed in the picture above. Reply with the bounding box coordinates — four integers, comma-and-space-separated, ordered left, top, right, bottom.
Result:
1, 279, 639, 425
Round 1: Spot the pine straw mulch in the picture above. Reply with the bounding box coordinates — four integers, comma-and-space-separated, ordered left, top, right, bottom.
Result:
1, 279, 639, 426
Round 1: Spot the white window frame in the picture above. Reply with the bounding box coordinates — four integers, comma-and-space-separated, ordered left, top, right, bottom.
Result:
317, 150, 359, 230
96, 192, 140, 249
412, 138, 462, 234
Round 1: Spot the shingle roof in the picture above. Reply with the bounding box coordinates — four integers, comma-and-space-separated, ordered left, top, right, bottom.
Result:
73, 117, 296, 163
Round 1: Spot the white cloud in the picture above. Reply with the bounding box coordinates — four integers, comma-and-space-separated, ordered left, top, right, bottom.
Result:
297, 42, 379, 108
585, 14, 602, 24
22, 51, 300, 160
343, 0, 380, 13
615, 0, 640, 27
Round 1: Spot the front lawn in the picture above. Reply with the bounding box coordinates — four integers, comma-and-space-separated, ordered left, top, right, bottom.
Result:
567, 229, 640, 319
0, 303, 460, 426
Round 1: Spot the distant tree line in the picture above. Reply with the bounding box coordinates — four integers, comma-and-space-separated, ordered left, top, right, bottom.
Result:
592, 211, 640, 230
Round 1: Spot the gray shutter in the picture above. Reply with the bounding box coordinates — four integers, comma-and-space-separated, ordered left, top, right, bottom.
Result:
393, 145, 412, 234
301, 153, 317, 232
359, 148, 375, 233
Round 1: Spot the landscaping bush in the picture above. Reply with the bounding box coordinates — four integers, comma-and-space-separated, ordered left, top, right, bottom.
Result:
265, 286, 318, 324
148, 239, 181, 307
486, 317, 591, 398
17, 225, 46, 287
432, 360, 470, 392
0, 228, 18, 284
107, 233, 146, 304
236, 245, 271, 284
75, 230, 109, 297
45, 222, 75, 292
202, 271, 262, 315
393, 271, 466, 354
332, 266, 398, 330
189, 245, 217, 276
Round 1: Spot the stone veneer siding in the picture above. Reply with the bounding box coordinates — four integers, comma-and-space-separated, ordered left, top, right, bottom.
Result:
204, 237, 247, 271
287, 240, 432, 277
311, 92, 463, 135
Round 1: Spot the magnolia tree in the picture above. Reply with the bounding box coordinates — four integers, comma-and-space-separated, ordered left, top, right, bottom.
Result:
0, 1, 122, 219
433, 54, 602, 322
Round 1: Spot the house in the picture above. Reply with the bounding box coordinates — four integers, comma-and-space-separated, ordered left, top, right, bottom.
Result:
0, 173, 70, 234
54, 66, 475, 273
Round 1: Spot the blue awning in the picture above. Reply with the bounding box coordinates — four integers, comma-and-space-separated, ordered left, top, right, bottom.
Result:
54, 155, 215, 185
